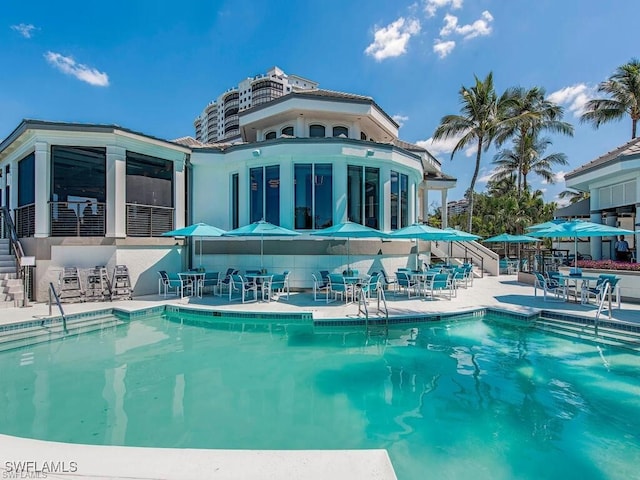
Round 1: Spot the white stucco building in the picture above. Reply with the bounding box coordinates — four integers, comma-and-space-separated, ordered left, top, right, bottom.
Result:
0, 85, 457, 301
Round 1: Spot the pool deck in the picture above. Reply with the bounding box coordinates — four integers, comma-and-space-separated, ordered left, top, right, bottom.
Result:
2, 273, 639, 326
1, 274, 639, 480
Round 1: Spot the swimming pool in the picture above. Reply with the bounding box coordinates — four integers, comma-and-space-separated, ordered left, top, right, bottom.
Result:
1, 312, 639, 480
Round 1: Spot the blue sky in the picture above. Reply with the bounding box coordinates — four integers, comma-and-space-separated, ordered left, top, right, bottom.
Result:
2, 0, 637, 209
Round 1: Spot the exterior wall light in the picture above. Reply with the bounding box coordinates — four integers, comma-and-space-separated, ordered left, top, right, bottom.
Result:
366, 149, 374, 157
252, 149, 261, 157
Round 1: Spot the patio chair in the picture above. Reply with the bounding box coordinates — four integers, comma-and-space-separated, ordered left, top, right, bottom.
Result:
379, 269, 397, 292
533, 272, 566, 302
396, 271, 419, 298
312, 272, 330, 302
582, 275, 621, 308
451, 267, 467, 294
219, 268, 238, 296
328, 273, 353, 304
229, 274, 257, 303
158, 271, 185, 297
262, 274, 288, 302
201, 271, 220, 295
358, 273, 381, 303
424, 272, 453, 300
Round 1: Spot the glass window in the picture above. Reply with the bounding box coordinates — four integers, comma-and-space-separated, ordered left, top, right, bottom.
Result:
360, 131, 367, 141
18, 153, 35, 206
281, 126, 294, 136
333, 126, 348, 138
400, 173, 408, 229
347, 165, 362, 224
126, 151, 173, 207
348, 165, 379, 227
365, 167, 379, 229
391, 170, 409, 230
309, 124, 326, 138
52, 146, 106, 204
294, 163, 333, 229
250, 165, 280, 224
265, 131, 276, 140
231, 173, 239, 229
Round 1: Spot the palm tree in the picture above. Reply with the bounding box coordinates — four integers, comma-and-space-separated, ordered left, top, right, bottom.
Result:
492, 132, 568, 191
496, 87, 573, 196
581, 59, 640, 139
433, 72, 510, 232
558, 188, 590, 204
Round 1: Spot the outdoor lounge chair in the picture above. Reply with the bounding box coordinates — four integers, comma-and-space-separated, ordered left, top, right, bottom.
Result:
424, 272, 453, 300
582, 274, 621, 308
379, 269, 397, 292
533, 272, 566, 302
219, 268, 238, 296
312, 272, 330, 302
262, 274, 288, 302
201, 271, 220, 295
158, 271, 186, 297
328, 273, 353, 304
396, 271, 419, 298
228, 274, 257, 303
358, 273, 381, 303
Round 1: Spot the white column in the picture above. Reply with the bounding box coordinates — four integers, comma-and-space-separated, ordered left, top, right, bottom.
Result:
295, 116, 305, 137
422, 185, 429, 224
279, 159, 294, 229
335, 163, 348, 223
8, 160, 17, 214
605, 214, 617, 260
352, 121, 361, 140
441, 189, 448, 229
589, 211, 602, 260
174, 156, 186, 230
106, 146, 126, 238
34, 142, 50, 238
409, 181, 416, 226
635, 203, 640, 262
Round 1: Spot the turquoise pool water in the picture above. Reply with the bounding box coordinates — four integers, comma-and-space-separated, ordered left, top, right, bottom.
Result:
1, 313, 639, 480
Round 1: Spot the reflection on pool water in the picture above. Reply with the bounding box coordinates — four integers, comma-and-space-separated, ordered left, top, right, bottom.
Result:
1, 313, 639, 480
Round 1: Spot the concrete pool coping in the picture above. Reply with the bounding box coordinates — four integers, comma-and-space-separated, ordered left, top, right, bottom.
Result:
1, 275, 639, 479
0, 434, 397, 480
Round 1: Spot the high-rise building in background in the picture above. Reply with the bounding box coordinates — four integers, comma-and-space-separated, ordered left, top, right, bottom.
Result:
193, 66, 318, 143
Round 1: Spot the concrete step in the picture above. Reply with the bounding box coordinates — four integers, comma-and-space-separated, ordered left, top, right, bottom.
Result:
0, 315, 126, 352
535, 317, 640, 352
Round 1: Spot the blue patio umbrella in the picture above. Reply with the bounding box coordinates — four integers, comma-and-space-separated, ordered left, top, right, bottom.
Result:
530, 220, 636, 269
389, 223, 456, 269
310, 221, 388, 271
483, 233, 541, 263
224, 220, 300, 270
162, 222, 226, 267
527, 219, 567, 231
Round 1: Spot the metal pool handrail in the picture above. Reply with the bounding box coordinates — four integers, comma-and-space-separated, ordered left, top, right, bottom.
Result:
48, 282, 68, 333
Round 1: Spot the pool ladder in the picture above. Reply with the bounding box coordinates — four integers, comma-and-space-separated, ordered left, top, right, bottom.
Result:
594, 281, 612, 335
358, 284, 389, 336
48, 282, 68, 333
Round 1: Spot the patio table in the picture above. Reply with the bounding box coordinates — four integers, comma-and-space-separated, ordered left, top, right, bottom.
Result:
178, 271, 205, 298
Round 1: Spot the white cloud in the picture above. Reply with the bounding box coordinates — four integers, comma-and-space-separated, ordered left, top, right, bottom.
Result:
542, 170, 566, 184
439, 14, 458, 36
477, 167, 498, 184
11, 23, 36, 38
392, 114, 409, 127
416, 135, 475, 158
424, 0, 463, 17
44, 52, 110, 87
364, 17, 421, 61
547, 83, 595, 117
453, 10, 493, 40
433, 39, 456, 58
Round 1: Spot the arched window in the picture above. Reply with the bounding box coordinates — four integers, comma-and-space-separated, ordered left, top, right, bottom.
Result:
333, 126, 349, 138
281, 126, 294, 136
360, 131, 367, 141
265, 131, 276, 140
309, 124, 326, 138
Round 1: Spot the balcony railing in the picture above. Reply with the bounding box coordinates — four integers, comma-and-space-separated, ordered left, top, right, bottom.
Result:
14, 203, 36, 238
50, 202, 106, 237
126, 203, 174, 237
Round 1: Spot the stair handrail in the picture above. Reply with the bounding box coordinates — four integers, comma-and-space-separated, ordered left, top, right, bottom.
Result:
0, 205, 25, 269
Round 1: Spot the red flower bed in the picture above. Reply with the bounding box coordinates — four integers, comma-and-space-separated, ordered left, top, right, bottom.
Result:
577, 259, 640, 271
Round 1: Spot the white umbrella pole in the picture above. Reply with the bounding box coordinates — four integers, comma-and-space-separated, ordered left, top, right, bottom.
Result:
261, 235, 264, 271
199, 236, 202, 267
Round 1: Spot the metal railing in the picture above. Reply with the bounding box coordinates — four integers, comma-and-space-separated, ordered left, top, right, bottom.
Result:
48, 282, 68, 333
50, 201, 106, 237
1, 205, 25, 265
126, 203, 174, 237
14, 203, 35, 237
453, 241, 485, 277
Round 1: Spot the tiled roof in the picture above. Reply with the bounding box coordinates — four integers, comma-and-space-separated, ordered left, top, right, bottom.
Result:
296, 88, 374, 102
565, 136, 640, 179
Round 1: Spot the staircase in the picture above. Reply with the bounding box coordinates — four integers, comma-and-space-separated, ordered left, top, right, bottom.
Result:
431, 240, 499, 276
0, 238, 23, 308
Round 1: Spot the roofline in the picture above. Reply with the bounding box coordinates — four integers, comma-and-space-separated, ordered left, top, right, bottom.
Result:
239, 91, 399, 128
0, 119, 191, 155
565, 152, 640, 180
195, 136, 422, 161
